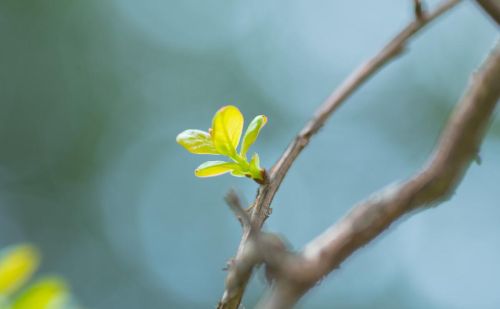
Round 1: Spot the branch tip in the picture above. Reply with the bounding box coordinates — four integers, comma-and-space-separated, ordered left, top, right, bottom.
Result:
414, 0, 425, 19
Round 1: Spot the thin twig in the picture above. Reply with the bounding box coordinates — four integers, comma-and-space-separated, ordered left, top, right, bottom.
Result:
217, 1, 461, 308
225, 190, 251, 232
414, 0, 425, 19
258, 41, 500, 309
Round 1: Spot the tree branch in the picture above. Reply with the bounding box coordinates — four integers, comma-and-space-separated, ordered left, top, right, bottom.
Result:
259, 41, 500, 309
225, 190, 252, 233
475, 0, 500, 25
217, 1, 461, 308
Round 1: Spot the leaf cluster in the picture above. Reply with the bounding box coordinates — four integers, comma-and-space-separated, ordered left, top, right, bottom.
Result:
177, 105, 267, 184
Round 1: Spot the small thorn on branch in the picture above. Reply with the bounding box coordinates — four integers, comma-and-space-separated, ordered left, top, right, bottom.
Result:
414, 0, 425, 19
475, 153, 482, 165
223, 258, 236, 271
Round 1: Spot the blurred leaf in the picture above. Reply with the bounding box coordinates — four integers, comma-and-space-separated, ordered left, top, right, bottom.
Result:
12, 277, 69, 309
176, 129, 218, 155
0, 245, 40, 296
0, 295, 9, 309
240, 115, 267, 157
194, 161, 239, 177
211, 105, 243, 156
229, 165, 246, 177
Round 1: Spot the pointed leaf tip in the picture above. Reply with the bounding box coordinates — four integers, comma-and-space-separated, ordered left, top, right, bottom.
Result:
240, 115, 267, 157
194, 161, 240, 178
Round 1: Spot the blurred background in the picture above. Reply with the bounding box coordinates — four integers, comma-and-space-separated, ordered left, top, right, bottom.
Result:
0, 0, 498, 308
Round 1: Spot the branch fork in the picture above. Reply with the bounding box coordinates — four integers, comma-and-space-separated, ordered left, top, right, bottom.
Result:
217, 1, 500, 308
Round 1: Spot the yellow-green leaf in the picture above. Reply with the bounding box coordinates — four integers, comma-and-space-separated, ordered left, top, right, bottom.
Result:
12, 277, 69, 309
249, 153, 265, 183
240, 115, 267, 157
194, 161, 239, 177
230, 165, 247, 178
211, 105, 244, 156
176, 129, 218, 155
250, 153, 262, 176
0, 244, 40, 296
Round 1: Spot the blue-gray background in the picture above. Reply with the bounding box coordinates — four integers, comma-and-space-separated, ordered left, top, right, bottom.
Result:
0, 0, 498, 308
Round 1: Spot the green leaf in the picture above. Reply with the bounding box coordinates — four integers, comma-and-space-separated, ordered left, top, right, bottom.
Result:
12, 277, 69, 309
194, 161, 240, 178
230, 167, 247, 178
249, 153, 261, 173
176, 129, 218, 155
211, 105, 244, 156
0, 244, 40, 296
249, 153, 265, 183
240, 115, 267, 157
176, 105, 269, 183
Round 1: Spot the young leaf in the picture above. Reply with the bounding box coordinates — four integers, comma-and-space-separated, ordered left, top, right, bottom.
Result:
249, 153, 263, 174
194, 161, 240, 177
12, 277, 69, 309
211, 106, 244, 156
240, 115, 267, 157
0, 244, 40, 296
176, 129, 218, 155
249, 153, 265, 183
